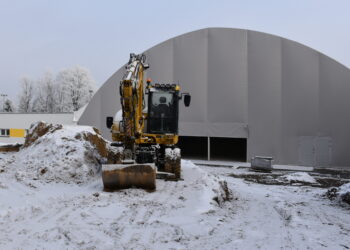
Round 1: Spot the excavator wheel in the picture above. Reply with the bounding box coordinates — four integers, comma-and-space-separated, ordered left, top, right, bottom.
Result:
164, 147, 181, 179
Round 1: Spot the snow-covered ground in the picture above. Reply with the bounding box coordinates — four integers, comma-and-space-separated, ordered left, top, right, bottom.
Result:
0, 155, 229, 250
203, 166, 350, 249
1, 149, 350, 249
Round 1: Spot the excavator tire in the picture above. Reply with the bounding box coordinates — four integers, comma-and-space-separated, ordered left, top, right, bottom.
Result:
102, 163, 156, 191
164, 148, 181, 179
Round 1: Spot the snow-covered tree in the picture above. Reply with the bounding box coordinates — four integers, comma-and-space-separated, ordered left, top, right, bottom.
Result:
17, 66, 95, 113
56, 66, 95, 112
32, 72, 56, 112
18, 77, 34, 112
3, 99, 15, 112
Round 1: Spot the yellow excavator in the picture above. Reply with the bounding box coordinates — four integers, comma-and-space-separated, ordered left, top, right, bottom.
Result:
102, 53, 191, 191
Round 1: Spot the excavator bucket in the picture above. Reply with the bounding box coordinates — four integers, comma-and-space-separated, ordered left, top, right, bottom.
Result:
102, 163, 156, 191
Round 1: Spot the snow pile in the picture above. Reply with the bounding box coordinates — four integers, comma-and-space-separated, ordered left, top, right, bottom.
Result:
0, 159, 233, 249
338, 183, 350, 197
180, 161, 232, 208
0, 122, 121, 184
325, 182, 350, 205
278, 172, 317, 184
165, 147, 181, 160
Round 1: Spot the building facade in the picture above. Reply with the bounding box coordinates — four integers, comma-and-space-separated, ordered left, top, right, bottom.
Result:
0, 113, 75, 144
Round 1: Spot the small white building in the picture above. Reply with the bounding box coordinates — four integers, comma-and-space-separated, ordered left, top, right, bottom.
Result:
0, 113, 76, 144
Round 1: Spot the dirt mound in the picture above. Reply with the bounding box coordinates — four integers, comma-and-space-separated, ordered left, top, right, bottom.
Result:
3, 122, 122, 184
325, 183, 350, 205
0, 144, 22, 152
24, 122, 63, 147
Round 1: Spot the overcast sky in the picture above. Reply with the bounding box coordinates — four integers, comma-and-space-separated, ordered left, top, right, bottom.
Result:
1, 0, 350, 100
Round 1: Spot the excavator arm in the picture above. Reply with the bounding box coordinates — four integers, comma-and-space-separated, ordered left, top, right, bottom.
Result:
119, 53, 148, 158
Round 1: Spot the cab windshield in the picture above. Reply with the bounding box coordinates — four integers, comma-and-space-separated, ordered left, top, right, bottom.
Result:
148, 92, 178, 134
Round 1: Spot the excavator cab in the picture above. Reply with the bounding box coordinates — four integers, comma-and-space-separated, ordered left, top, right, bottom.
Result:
147, 85, 179, 134
147, 84, 191, 134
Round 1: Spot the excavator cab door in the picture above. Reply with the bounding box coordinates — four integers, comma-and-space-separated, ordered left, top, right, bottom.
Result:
147, 90, 179, 134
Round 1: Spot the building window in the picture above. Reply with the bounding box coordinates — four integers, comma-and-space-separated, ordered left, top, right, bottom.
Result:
0, 129, 10, 137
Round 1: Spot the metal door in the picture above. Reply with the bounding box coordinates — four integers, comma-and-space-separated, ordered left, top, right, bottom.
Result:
298, 136, 314, 166
315, 137, 332, 166
298, 136, 332, 167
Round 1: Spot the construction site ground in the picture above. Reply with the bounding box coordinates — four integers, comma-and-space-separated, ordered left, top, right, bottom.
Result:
1, 150, 349, 249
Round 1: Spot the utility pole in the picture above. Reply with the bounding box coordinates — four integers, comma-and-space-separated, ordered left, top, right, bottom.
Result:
0, 94, 7, 112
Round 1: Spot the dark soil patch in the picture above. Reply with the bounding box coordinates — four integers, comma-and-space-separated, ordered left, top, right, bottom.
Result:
315, 177, 348, 188
325, 186, 350, 205
0, 144, 22, 152
229, 172, 349, 188
314, 168, 350, 179
230, 173, 283, 186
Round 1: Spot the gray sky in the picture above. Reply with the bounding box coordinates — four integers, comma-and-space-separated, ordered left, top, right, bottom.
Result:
1, 0, 350, 100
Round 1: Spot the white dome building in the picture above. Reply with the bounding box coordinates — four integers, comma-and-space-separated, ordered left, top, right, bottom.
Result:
79, 28, 350, 167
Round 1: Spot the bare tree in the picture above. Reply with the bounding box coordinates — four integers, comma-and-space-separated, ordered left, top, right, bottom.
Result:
18, 77, 34, 112
56, 66, 95, 112
53, 83, 69, 113
32, 72, 56, 112
3, 99, 15, 112
17, 66, 95, 113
